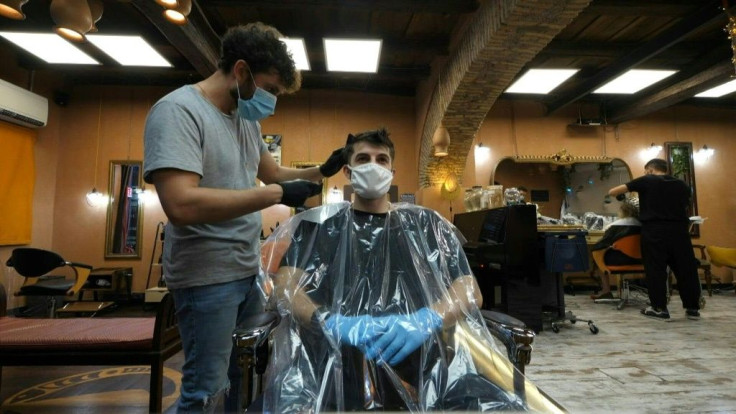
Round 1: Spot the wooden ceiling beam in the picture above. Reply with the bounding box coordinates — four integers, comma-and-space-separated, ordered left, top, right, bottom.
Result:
607, 60, 734, 124
545, 2, 726, 115
581, 0, 708, 16
205, 0, 479, 14
131, 0, 220, 77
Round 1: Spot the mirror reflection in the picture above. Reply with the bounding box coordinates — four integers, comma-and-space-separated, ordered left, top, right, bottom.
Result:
493, 152, 632, 229
105, 160, 143, 259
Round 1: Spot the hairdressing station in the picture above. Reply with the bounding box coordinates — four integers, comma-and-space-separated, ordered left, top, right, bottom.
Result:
0, 283, 181, 413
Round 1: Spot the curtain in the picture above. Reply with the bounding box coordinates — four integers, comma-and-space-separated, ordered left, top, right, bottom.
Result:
0, 122, 36, 245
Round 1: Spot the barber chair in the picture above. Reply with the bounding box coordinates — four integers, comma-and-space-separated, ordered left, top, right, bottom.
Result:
232, 311, 281, 412
691, 244, 713, 297
5, 248, 93, 318
706, 245, 736, 295
591, 234, 648, 310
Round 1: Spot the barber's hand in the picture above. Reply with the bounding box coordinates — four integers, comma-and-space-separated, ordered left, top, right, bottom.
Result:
615, 193, 626, 201
324, 314, 381, 350
366, 308, 443, 366
318, 148, 346, 177
277, 180, 323, 207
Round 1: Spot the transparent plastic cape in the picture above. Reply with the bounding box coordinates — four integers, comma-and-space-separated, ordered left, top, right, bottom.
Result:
259, 202, 562, 413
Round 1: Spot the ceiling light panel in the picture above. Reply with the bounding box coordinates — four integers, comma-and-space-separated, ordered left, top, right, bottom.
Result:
695, 79, 736, 98
505, 69, 579, 94
324, 39, 381, 73
0, 31, 99, 64
280, 38, 310, 71
87, 35, 171, 67
594, 69, 677, 94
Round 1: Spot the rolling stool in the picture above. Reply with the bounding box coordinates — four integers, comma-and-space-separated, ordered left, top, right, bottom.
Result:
232, 311, 281, 412
481, 310, 535, 374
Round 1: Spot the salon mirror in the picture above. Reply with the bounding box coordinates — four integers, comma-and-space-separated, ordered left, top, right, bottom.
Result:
493, 150, 632, 219
105, 160, 144, 259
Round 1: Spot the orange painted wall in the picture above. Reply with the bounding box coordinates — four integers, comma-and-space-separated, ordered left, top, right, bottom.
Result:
422, 100, 736, 282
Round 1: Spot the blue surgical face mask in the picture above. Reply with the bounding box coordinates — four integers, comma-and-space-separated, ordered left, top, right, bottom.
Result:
236, 68, 277, 121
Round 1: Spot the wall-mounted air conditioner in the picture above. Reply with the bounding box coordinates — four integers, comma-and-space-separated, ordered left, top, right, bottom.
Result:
0, 78, 48, 128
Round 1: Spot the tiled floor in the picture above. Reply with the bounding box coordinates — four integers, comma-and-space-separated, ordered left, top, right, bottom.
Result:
525, 287, 736, 413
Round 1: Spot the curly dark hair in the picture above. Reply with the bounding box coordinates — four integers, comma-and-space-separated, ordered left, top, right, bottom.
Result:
344, 127, 395, 163
218, 22, 301, 93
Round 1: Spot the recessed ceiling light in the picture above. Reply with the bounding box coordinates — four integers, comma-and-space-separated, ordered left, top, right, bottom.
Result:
324, 39, 381, 73
87, 35, 172, 67
505, 69, 579, 94
594, 69, 677, 94
694, 79, 736, 98
280, 38, 310, 71
0, 31, 99, 65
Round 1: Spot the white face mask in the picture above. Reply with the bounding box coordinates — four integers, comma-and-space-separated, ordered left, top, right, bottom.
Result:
349, 163, 393, 199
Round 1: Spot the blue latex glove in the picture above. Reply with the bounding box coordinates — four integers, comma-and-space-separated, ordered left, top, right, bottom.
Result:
324, 314, 381, 350
366, 308, 443, 366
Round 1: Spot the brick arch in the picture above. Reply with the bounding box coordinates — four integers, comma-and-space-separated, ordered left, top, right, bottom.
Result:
419, 0, 592, 187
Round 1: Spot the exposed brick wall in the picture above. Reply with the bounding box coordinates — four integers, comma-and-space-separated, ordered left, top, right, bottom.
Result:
419, 0, 593, 187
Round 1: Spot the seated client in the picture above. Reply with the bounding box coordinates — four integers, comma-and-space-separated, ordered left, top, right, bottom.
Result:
590, 198, 642, 300
260, 128, 536, 412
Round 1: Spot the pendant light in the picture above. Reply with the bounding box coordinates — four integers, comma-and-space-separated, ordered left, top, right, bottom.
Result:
163, 0, 191, 26
87, 0, 104, 33
432, 125, 450, 157
50, 0, 93, 43
432, 70, 450, 157
0, 0, 27, 20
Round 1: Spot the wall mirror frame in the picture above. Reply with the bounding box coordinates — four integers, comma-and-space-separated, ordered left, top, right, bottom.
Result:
492, 149, 633, 221
290, 161, 328, 214
664, 142, 699, 237
105, 160, 144, 259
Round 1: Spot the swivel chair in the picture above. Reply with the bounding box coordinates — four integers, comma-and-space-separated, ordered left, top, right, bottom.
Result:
591, 234, 647, 310
5, 248, 93, 317
706, 245, 736, 295
692, 244, 713, 296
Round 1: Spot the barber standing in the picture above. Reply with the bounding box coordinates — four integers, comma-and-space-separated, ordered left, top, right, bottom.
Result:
608, 158, 701, 321
143, 22, 346, 413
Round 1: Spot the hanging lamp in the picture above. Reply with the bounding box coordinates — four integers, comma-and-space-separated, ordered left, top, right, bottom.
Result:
163, 0, 191, 25
87, 0, 104, 33
50, 0, 93, 42
432, 124, 450, 157
0, 0, 27, 20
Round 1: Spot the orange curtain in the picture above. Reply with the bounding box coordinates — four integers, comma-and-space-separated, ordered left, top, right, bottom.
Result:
0, 122, 36, 245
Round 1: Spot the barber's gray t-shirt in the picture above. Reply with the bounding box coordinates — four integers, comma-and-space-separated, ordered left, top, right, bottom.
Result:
143, 85, 267, 289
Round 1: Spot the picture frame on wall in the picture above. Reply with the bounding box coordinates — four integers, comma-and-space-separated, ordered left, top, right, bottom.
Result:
664, 141, 699, 237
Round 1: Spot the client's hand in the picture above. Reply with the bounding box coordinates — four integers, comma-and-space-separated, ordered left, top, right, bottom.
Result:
366, 308, 443, 366
324, 314, 381, 351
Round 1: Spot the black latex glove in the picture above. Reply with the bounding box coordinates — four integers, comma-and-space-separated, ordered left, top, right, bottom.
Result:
616, 193, 626, 201
318, 148, 346, 177
277, 180, 323, 207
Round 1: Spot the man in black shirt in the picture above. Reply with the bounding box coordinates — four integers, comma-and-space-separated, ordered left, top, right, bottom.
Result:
608, 158, 701, 321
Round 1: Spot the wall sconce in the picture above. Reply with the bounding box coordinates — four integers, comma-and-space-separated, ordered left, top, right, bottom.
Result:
440, 173, 461, 200
432, 124, 450, 157
474, 142, 491, 164
694, 144, 715, 163
50, 0, 93, 42
162, 0, 192, 26
86, 187, 107, 206
326, 185, 343, 204
640, 142, 662, 160
0, 0, 27, 20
